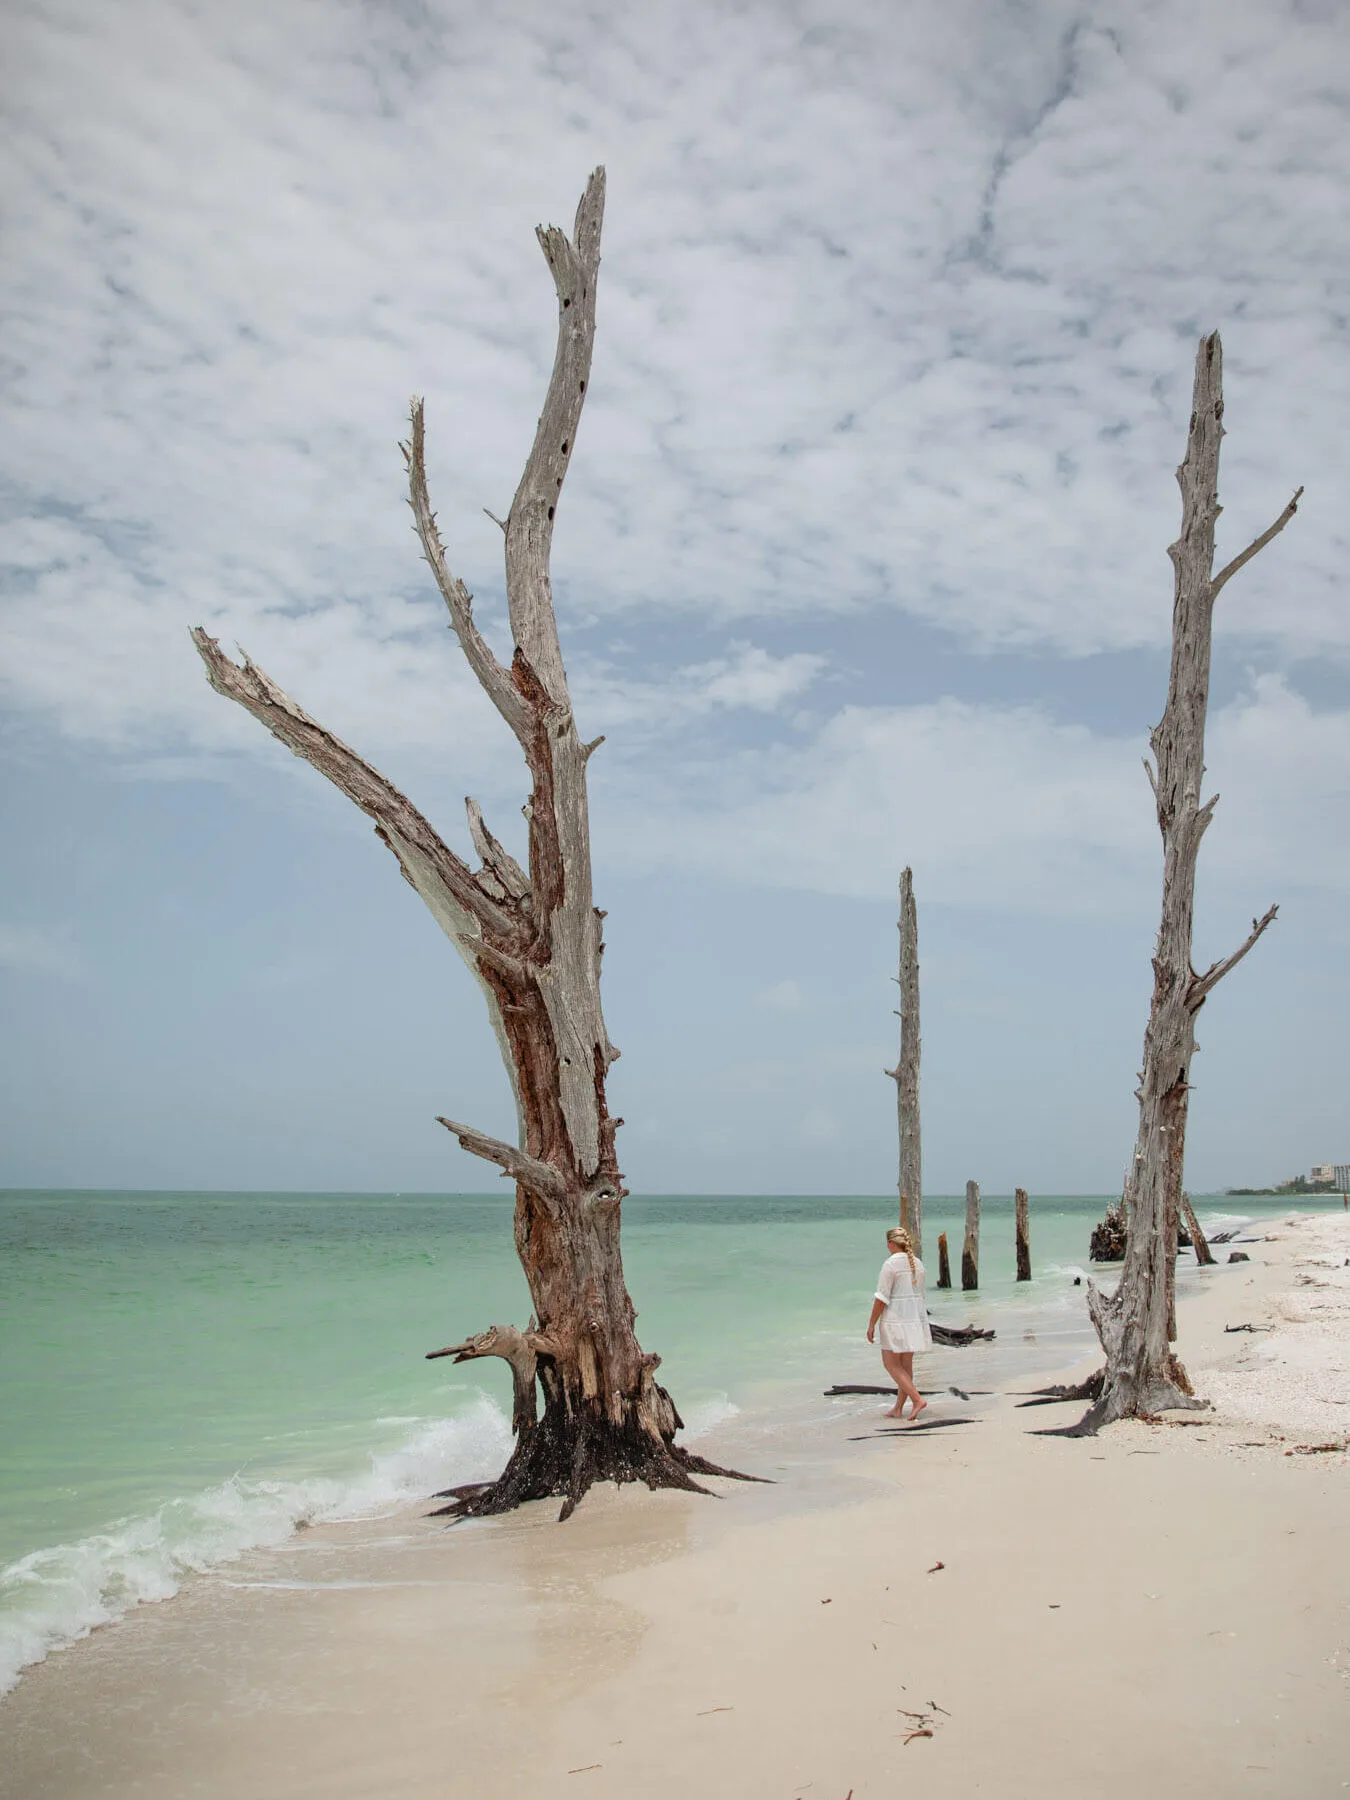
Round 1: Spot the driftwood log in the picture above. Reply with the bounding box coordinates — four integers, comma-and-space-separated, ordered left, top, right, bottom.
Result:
1077, 332, 1296, 1432
193, 170, 753, 1519
886, 867, 923, 1256
931, 1320, 996, 1346
825, 1384, 992, 1397
1180, 1191, 1215, 1265
962, 1179, 980, 1291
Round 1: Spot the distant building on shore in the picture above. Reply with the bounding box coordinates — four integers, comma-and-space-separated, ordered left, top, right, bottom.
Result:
1336, 1164, 1350, 1191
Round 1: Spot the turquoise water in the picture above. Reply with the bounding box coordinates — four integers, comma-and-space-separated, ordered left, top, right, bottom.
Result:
1, 1188, 1334, 1689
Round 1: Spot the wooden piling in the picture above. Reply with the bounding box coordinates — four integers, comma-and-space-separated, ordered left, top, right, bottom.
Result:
1179, 1190, 1214, 1266
936, 1231, 951, 1289
961, 1180, 980, 1291
1015, 1187, 1031, 1282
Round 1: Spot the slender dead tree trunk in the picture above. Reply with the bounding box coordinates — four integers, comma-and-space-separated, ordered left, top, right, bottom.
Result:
1014, 1187, 1031, 1283
886, 867, 922, 1256
191, 170, 751, 1518
962, 1180, 980, 1291
1077, 333, 1298, 1431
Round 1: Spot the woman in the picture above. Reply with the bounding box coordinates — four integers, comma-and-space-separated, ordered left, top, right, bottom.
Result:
866, 1225, 932, 1421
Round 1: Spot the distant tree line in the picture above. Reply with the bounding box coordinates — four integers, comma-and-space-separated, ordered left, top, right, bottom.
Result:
1226, 1176, 1341, 1196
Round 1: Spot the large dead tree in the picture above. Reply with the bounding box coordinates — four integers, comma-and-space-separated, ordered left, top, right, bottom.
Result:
191, 170, 748, 1518
886, 866, 922, 1256
1077, 333, 1298, 1431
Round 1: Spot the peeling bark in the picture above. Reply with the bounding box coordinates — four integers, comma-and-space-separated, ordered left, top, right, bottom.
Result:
1076, 334, 1296, 1433
193, 171, 752, 1516
886, 867, 922, 1256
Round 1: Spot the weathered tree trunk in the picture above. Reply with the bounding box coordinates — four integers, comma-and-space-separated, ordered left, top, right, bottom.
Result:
1180, 1191, 1214, 1267
936, 1231, 951, 1289
191, 171, 751, 1518
1014, 1187, 1031, 1283
886, 868, 922, 1257
1078, 333, 1297, 1432
961, 1180, 980, 1291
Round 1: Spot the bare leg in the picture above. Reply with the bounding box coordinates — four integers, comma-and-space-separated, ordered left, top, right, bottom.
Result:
897, 1352, 926, 1424
881, 1349, 922, 1417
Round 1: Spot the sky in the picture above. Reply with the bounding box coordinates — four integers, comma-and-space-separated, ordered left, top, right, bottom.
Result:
2, 0, 1347, 1196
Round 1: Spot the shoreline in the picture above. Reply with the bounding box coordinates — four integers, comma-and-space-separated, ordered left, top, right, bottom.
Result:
3, 1210, 1346, 1796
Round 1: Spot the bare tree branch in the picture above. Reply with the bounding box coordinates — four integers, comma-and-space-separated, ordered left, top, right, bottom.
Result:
1211, 487, 1303, 598
466, 797, 530, 899
404, 400, 531, 744
426, 1324, 539, 1434
503, 167, 606, 702
190, 630, 516, 941
1189, 904, 1279, 1006
435, 1115, 565, 1199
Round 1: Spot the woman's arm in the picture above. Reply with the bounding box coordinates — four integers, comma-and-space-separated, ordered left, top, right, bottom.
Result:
866, 1296, 886, 1343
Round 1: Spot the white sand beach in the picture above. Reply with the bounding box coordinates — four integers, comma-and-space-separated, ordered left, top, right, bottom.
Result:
2, 1211, 1346, 1800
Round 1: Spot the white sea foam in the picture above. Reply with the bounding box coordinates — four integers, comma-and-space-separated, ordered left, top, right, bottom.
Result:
680, 1392, 741, 1439
0, 1396, 512, 1696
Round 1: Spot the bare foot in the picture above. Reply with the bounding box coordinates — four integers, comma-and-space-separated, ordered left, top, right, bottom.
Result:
884, 1405, 905, 1418
903, 1401, 928, 1426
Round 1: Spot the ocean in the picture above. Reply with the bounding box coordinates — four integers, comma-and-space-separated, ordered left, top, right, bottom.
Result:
1, 1187, 1333, 1692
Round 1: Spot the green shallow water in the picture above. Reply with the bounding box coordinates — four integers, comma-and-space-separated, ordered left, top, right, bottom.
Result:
1, 1188, 1336, 1690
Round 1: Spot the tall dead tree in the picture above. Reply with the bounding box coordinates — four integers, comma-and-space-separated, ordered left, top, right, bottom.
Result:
1077, 333, 1297, 1431
886, 866, 922, 1256
191, 170, 748, 1518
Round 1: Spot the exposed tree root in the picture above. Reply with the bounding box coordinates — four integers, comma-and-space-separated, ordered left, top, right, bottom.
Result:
1034, 1356, 1207, 1437
429, 1388, 766, 1523
1013, 1369, 1105, 1409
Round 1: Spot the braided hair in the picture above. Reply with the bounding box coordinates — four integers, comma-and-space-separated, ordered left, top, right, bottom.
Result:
886, 1225, 918, 1281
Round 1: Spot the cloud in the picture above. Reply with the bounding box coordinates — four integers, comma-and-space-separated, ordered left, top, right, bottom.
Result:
0, 921, 81, 978
753, 979, 808, 1014
2, 0, 1347, 775
595, 674, 1350, 918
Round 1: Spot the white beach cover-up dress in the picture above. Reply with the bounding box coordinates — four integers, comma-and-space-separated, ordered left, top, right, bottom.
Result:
874, 1252, 933, 1353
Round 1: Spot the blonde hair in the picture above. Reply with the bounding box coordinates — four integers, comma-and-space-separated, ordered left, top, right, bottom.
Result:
886, 1226, 918, 1280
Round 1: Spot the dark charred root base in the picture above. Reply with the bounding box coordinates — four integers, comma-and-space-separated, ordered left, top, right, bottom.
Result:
429, 1410, 767, 1523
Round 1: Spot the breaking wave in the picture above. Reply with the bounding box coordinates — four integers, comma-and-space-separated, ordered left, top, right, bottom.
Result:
0, 1397, 513, 1695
